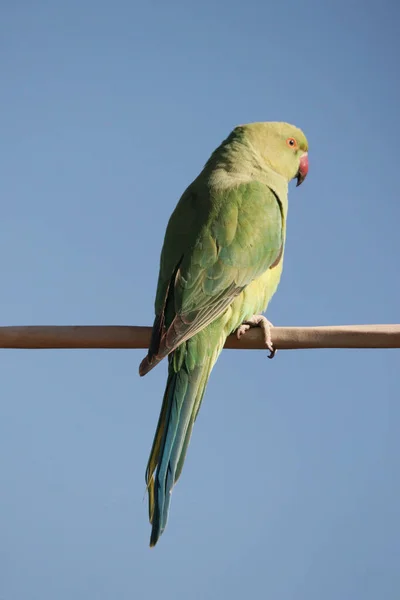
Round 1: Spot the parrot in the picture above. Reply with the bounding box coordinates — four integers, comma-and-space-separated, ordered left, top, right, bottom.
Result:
139, 122, 309, 546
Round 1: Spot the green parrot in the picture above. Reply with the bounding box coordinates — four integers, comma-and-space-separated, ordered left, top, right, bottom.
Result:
139, 122, 309, 546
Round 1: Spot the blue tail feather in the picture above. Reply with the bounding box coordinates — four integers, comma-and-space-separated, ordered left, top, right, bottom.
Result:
148, 360, 205, 547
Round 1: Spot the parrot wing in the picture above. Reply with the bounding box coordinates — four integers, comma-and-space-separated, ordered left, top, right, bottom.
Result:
139, 180, 284, 376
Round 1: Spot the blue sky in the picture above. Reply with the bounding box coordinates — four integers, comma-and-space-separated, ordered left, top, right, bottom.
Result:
1, 0, 399, 598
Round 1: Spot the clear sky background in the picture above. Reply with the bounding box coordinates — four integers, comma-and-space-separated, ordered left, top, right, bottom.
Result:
1, 1, 399, 598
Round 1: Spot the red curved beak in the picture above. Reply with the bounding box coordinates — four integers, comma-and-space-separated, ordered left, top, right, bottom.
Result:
296, 152, 308, 187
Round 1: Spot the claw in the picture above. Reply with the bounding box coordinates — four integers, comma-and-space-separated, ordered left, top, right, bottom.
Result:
236, 314, 276, 358
236, 323, 251, 339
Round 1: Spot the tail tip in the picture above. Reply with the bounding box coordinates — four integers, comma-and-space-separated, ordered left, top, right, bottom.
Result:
149, 528, 162, 548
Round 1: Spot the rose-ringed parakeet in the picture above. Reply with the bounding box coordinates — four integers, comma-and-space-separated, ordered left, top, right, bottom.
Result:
139, 122, 309, 546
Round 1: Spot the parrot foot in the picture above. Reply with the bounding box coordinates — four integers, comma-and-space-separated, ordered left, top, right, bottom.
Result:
236, 315, 276, 359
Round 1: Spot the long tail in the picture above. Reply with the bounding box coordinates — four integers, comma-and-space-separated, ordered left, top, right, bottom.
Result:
145, 338, 220, 547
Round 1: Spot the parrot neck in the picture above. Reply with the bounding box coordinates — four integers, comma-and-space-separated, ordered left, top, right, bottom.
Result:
205, 137, 289, 203
207, 161, 288, 208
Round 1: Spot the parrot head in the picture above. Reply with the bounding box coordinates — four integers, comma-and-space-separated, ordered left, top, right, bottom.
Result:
234, 122, 309, 186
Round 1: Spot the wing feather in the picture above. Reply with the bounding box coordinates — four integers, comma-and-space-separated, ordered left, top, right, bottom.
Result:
139, 181, 283, 376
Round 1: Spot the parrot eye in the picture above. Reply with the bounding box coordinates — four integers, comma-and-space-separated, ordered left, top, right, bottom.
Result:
286, 137, 298, 149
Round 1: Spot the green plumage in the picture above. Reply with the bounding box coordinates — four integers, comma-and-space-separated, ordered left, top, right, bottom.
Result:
140, 122, 309, 546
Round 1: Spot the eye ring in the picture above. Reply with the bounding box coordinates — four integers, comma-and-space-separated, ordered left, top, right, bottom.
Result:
286, 137, 298, 149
